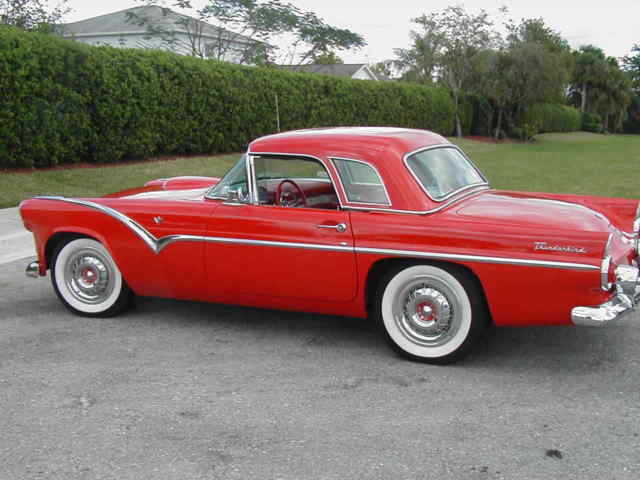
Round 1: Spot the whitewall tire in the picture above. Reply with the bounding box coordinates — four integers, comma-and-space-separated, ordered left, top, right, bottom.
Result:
51, 238, 133, 317
376, 264, 488, 364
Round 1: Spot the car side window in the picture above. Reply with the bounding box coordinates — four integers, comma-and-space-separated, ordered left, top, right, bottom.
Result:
332, 158, 390, 205
253, 155, 340, 210
208, 155, 249, 201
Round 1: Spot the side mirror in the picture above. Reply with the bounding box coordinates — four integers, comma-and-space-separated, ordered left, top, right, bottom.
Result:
224, 188, 248, 205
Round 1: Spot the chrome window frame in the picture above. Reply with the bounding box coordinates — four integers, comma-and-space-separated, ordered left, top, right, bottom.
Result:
403, 144, 489, 203
330, 156, 392, 207
205, 154, 251, 202
245, 151, 346, 209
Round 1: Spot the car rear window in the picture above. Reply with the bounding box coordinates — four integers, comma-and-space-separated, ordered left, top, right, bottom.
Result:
332, 158, 390, 205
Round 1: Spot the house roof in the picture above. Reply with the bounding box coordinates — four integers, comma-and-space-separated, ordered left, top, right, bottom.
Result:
61, 5, 255, 44
277, 63, 381, 80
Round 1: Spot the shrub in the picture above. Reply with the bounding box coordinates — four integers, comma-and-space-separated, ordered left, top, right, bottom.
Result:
582, 112, 604, 133
0, 27, 455, 168
521, 103, 582, 135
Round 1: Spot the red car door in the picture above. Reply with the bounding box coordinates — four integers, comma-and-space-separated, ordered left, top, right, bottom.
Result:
204, 204, 357, 302
203, 153, 357, 303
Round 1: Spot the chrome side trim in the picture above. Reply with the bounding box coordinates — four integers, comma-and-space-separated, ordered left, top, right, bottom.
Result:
354, 246, 599, 271
155, 234, 353, 253
34, 196, 599, 271
403, 144, 490, 203
32, 196, 353, 255
343, 186, 490, 216
329, 156, 392, 207
202, 236, 353, 252
35, 196, 160, 253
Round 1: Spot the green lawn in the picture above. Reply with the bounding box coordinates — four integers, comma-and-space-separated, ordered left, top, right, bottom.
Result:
1, 132, 639, 208
454, 132, 640, 199
0, 154, 239, 208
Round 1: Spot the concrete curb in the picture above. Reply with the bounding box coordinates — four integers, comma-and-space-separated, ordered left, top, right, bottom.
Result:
0, 207, 35, 266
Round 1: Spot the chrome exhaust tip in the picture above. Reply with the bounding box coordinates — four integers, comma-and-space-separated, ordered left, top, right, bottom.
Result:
25, 261, 40, 278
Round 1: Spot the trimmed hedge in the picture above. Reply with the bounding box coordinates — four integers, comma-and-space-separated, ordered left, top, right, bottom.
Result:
0, 27, 455, 168
521, 103, 582, 134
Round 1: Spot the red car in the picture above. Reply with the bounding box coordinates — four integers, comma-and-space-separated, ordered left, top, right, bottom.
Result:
19, 128, 640, 363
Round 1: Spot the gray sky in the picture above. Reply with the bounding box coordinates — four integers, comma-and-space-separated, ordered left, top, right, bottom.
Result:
64, 0, 640, 63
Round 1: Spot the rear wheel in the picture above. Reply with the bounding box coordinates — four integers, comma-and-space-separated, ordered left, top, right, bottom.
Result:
51, 238, 133, 317
375, 264, 487, 364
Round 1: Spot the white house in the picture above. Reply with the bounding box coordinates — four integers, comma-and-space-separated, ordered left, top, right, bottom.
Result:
60, 5, 261, 63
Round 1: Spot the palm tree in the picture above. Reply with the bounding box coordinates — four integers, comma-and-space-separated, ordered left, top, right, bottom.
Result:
572, 45, 607, 113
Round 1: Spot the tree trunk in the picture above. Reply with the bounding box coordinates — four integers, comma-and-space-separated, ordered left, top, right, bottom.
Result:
581, 83, 587, 112
453, 91, 462, 138
494, 108, 503, 140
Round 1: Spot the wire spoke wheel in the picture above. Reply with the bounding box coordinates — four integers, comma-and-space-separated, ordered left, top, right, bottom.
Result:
51, 238, 133, 317
377, 264, 487, 364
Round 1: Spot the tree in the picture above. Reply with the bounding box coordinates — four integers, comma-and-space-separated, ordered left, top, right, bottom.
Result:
312, 51, 343, 64
398, 6, 498, 137
392, 14, 444, 85
623, 44, 640, 93
470, 49, 511, 139
0, 0, 70, 32
505, 17, 573, 106
572, 45, 607, 112
591, 58, 632, 132
293, 10, 365, 64
570, 47, 632, 131
506, 17, 571, 54
132, 0, 364, 65
130, 0, 288, 63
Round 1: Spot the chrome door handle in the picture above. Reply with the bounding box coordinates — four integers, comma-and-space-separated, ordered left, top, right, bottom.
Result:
317, 223, 347, 233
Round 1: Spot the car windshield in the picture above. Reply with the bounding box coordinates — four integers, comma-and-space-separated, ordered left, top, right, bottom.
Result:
405, 147, 486, 201
207, 155, 248, 200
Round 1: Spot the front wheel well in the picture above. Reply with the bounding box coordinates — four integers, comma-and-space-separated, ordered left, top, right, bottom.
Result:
364, 257, 492, 323
45, 232, 97, 269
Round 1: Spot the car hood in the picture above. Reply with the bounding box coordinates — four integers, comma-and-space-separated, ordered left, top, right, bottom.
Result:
454, 190, 614, 233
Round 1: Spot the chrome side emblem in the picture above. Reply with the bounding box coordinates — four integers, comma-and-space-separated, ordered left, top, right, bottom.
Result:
534, 242, 587, 254
153, 216, 164, 225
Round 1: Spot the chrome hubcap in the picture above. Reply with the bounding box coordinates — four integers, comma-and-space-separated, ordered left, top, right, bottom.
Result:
393, 280, 459, 347
64, 250, 114, 304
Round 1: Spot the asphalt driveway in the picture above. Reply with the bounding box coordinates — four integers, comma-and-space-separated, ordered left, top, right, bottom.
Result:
1, 257, 639, 479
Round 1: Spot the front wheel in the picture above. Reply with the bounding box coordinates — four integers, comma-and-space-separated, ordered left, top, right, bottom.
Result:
51, 238, 134, 317
376, 264, 488, 364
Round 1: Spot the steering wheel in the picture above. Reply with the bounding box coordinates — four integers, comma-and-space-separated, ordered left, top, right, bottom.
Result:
275, 179, 307, 208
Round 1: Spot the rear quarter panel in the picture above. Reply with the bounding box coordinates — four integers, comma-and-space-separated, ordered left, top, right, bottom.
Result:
350, 210, 609, 326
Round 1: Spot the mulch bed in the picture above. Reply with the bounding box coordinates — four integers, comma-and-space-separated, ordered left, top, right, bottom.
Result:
464, 135, 523, 144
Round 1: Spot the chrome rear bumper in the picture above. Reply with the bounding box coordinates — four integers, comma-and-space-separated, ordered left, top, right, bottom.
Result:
25, 261, 40, 278
572, 264, 640, 326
